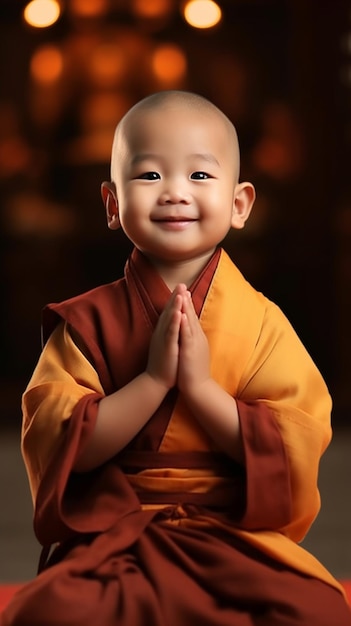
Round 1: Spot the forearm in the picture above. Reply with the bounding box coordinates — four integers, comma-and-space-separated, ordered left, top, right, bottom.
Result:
73, 371, 169, 472
183, 378, 244, 463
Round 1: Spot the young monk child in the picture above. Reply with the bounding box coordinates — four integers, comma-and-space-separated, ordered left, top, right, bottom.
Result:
2, 90, 351, 625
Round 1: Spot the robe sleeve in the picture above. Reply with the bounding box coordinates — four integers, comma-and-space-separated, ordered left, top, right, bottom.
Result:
236, 400, 293, 531
237, 300, 332, 542
22, 322, 143, 546
21, 321, 105, 504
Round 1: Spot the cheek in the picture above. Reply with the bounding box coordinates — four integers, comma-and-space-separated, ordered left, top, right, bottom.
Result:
118, 209, 137, 234
124, 187, 153, 211
201, 187, 230, 213
118, 199, 147, 237
117, 189, 139, 218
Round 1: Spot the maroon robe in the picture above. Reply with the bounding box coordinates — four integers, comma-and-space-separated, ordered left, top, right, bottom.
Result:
1, 248, 350, 626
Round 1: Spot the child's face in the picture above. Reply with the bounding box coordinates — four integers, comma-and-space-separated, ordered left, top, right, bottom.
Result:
112, 103, 242, 264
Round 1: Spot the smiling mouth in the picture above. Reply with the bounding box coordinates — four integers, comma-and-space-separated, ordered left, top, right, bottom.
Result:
152, 216, 198, 230
152, 216, 197, 222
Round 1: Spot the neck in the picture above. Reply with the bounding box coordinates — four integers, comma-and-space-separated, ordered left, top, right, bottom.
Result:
145, 249, 216, 291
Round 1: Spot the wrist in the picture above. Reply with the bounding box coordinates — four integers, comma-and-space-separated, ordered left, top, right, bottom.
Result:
143, 370, 173, 397
180, 376, 213, 406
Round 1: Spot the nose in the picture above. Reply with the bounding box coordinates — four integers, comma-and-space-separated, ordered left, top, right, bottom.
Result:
158, 180, 192, 205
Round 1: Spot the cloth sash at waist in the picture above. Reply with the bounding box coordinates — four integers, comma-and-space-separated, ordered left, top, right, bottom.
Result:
118, 450, 246, 510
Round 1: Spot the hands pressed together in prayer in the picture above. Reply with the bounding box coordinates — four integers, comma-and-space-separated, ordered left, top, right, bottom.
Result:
75, 285, 242, 472
147, 284, 210, 397
147, 284, 242, 460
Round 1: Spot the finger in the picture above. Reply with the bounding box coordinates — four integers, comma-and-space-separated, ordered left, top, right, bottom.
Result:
169, 283, 187, 303
179, 312, 191, 347
167, 308, 182, 337
181, 291, 198, 327
175, 283, 188, 294
165, 288, 184, 315
159, 293, 182, 331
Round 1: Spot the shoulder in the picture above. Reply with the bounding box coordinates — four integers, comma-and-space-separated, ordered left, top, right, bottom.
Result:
56, 277, 125, 310
42, 276, 126, 346
218, 248, 269, 308
218, 248, 298, 341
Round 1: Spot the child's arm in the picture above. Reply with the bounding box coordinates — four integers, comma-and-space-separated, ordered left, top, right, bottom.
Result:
177, 291, 244, 463
73, 285, 186, 472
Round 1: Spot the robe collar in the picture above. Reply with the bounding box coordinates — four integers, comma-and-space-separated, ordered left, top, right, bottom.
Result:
127, 247, 221, 319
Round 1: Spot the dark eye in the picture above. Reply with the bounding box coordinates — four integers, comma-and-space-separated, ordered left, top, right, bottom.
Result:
137, 171, 160, 180
190, 171, 211, 180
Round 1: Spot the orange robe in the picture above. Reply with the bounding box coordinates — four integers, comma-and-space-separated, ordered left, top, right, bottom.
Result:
2, 247, 350, 626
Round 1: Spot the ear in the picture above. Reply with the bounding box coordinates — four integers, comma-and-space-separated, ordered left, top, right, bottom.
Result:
231, 181, 256, 230
101, 181, 120, 230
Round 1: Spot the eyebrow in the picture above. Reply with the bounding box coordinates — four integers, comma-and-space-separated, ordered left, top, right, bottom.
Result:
190, 153, 220, 166
130, 154, 159, 166
130, 152, 220, 166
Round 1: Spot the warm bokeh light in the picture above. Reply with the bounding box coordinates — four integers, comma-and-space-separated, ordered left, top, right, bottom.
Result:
183, 0, 222, 29
30, 45, 64, 83
131, 0, 172, 19
67, 93, 131, 164
5, 192, 75, 238
69, 0, 108, 18
23, 0, 61, 28
88, 43, 126, 87
80, 94, 127, 131
151, 44, 187, 85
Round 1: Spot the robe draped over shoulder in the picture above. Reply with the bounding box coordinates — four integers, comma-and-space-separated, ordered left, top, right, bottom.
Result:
7, 246, 348, 626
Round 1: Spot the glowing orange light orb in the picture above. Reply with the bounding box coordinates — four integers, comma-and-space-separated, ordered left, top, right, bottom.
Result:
24, 0, 61, 28
30, 45, 64, 83
151, 44, 187, 84
183, 0, 222, 29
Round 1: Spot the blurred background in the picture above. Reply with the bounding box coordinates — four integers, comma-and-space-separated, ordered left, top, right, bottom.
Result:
0, 0, 350, 583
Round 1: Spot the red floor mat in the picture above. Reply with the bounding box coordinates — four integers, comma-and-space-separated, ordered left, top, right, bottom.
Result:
0, 585, 22, 612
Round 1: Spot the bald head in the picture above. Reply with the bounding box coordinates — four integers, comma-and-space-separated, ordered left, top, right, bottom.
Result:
123, 90, 235, 122
110, 90, 240, 182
